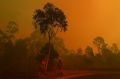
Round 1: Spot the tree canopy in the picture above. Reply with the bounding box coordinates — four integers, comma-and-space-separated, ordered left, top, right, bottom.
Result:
33, 2, 68, 39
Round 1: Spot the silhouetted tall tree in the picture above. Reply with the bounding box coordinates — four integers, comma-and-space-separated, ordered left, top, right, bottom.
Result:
85, 46, 94, 58
33, 3, 68, 71
77, 48, 83, 55
5, 21, 19, 40
93, 36, 106, 54
0, 21, 19, 56
111, 43, 119, 54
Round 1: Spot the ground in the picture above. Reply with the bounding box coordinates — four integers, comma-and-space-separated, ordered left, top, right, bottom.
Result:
1, 70, 120, 79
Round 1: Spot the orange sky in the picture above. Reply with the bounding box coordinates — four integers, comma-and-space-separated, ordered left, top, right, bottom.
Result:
1, 0, 120, 50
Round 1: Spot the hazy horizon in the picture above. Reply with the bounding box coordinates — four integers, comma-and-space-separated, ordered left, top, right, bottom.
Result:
1, 0, 120, 50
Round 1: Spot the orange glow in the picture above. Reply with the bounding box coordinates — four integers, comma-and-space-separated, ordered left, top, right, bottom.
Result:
1, 0, 120, 50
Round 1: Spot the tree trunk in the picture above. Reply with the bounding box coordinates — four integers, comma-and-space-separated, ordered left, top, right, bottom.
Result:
45, 35, 51, 72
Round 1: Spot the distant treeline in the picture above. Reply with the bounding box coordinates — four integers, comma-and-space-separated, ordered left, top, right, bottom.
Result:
0, 21, 66, 76
1, 22, 120, 77
62, 36, 120, 70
